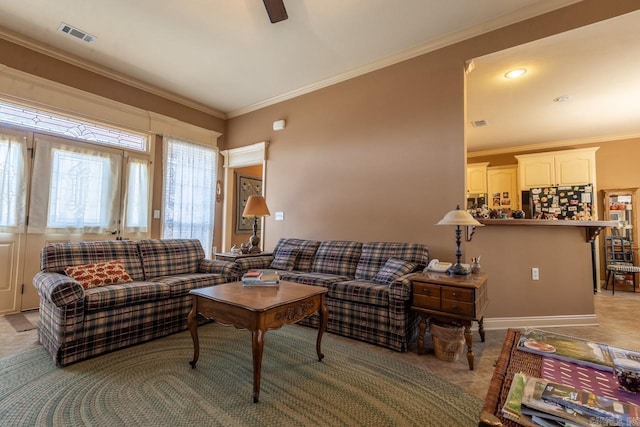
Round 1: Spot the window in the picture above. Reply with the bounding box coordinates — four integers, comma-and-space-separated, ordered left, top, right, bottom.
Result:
124, 157, 150, 232
162, 137, 217, 257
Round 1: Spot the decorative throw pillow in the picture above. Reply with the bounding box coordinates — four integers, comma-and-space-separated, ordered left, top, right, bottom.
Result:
270, 247, 300, 271
372, 258, 417, 285
64, 260, 133, 289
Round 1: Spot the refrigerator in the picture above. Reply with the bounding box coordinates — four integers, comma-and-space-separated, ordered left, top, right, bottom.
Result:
529, 184, 594, 220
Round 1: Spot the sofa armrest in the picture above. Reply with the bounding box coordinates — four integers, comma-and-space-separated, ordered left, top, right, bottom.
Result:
388, 274, 415, 304
235, 256, 275, 273
33, 271, 84, 307
198, 259, 242, 280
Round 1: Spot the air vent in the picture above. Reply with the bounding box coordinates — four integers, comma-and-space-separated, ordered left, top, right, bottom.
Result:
58, 23, 96, 43
471, 120, 488, 128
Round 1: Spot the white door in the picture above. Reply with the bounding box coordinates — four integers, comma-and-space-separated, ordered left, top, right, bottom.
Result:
0, 128, 30, 314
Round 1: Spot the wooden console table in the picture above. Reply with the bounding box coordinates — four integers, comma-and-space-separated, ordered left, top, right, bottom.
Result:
411, 272, 488, 370
478, 329, 542, 427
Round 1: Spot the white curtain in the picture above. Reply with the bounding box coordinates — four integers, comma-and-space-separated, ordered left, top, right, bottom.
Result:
124, 156, 150, 232
0, 133, 27, 232
162, 137, 217, 257
29, 136, 122, 233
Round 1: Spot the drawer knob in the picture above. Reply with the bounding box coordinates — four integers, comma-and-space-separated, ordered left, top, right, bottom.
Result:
452, 305, 459, 312
423, 290, 430, 295
452, 292, 457, 297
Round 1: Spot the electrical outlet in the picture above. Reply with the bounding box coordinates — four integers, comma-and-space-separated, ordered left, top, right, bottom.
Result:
531, 267, 539, 281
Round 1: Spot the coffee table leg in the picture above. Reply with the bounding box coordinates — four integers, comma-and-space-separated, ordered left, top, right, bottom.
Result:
316, 296, 328, 361
252, 329, 265, 403
188, 296, 199, 369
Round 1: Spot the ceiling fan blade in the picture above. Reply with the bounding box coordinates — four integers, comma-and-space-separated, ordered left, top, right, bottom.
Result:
263, 0, 288, 24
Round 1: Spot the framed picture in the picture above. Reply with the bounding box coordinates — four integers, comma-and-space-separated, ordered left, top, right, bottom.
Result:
236, 174, 262, 233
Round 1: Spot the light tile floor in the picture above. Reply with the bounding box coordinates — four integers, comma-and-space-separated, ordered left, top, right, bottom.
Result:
1, 291, 639, 400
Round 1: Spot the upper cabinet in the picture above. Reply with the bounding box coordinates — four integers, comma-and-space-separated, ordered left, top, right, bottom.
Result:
515, 147, 598, 190
467, 162, 489, 194
487, 165, 519, 210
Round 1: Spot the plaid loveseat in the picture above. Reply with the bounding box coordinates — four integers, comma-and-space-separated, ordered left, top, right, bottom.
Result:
33, 239, 241, 366
236, 238, 429, 351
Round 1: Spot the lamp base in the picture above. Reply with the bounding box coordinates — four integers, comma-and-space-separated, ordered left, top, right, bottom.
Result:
448, 263, 469, 276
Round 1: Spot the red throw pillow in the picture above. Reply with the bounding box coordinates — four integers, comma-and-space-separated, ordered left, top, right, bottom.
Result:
64, 260, 133, 289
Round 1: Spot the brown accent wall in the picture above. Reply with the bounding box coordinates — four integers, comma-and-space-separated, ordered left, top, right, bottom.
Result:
0, 38, 226, 132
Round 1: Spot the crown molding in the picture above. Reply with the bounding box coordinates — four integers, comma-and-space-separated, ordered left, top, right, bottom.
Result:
0, 27, 227, 120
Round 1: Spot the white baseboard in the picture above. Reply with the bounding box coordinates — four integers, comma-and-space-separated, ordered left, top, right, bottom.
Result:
479, 314, 599, 330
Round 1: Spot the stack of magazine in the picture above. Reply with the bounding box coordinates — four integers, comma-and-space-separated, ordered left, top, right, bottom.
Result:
242, 269, 280, 286
501, 328, 640, 426
503, 373, 640, 427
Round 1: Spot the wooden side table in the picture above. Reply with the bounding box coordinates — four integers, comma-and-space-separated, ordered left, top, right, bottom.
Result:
411, 272, 488, 370
214, 252, 272, 262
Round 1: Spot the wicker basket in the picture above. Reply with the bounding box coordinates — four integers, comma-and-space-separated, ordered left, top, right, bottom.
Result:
430, 322, 464, 362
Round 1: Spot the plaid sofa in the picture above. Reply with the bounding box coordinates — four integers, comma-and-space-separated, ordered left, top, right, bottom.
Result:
33, 239, 241, 366
236, 238, 429, 351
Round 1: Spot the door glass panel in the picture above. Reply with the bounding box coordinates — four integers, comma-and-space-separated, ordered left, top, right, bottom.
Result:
0, 132, 27, 231
28, 135, 122, 234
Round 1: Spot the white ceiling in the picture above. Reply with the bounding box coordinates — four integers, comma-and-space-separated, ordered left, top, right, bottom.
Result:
0, 0, 638, 152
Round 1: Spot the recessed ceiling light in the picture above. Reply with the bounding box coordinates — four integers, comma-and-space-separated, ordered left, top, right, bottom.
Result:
504, 68, 527, 79
553, 95, 571, 102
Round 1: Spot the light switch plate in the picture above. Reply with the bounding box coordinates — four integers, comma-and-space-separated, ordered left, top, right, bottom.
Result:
275, 212, 284, 221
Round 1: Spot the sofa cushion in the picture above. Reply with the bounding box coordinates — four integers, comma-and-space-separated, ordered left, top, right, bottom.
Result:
328, 280, 389, 307
269, 247, 300, 271
372, 258, 417, 286
137, 239, 204, 279
84, 281, 171, 312
311, 240, 362, 277
64, 260, 133, 289
151, 273, 228, 296
355, 242, 429, 280
273, 238, 320, 272
40, 240, 145, 281
278, 271, 350, 288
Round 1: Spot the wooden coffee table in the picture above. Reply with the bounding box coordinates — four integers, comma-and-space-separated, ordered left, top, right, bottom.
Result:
187, 280, 329, 403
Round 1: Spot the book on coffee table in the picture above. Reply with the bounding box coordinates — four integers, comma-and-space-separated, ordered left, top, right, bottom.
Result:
242, 269, 280, 286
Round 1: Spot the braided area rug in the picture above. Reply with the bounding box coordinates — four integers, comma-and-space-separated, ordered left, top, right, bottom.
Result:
0, 323, 481, 426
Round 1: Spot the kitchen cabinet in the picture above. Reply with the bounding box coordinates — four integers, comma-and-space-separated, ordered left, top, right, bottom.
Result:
467, 162, 489, 194
487, 165, 519, 210
516, 147, 598, 190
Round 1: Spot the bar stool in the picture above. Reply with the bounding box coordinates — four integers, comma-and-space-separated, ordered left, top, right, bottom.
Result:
606, 263, 640, 294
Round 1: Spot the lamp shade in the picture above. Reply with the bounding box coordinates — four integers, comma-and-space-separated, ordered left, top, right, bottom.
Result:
242, 195, 271, 218
437, 207, 483, 226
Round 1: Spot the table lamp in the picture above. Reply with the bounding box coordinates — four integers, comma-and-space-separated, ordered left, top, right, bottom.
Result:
242, 195, 271, 253
437, 205, 483, 275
